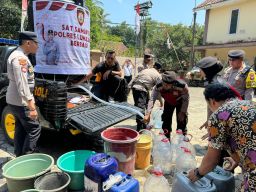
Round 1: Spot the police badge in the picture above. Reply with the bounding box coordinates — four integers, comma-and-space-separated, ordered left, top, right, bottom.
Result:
77, 8, 85, 26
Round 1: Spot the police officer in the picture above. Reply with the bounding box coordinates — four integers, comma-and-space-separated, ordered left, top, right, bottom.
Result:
7, 31, 41, 157
222, 50, 255, 100
137, 53, 154, 73
144, 71, 189, 138
130, 62, 162, 130
43, 29, 60, 65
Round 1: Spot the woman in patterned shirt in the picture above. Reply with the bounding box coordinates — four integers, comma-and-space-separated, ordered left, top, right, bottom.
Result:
188, 83, 256, 192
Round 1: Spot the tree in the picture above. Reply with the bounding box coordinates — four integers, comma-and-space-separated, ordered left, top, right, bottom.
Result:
107, 22, 136, 48
0, 0, 21, 38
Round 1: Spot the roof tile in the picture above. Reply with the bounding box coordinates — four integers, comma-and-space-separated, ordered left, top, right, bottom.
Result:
195, 0, 226, 9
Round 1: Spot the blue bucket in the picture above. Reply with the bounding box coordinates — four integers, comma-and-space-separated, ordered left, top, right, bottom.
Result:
57, 150, 95, 191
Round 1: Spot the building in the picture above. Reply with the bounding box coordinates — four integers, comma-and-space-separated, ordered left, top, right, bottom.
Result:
194, 0, 256, 68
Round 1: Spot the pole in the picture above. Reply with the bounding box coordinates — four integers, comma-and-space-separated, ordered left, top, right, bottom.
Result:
190, 0, 197, 67
135, 31, 138, 76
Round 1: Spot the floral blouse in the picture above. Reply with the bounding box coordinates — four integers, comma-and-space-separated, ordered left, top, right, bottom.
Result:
208, 99, 256, 192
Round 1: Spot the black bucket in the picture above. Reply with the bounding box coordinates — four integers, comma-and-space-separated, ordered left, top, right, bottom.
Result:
34, 172, 70, 192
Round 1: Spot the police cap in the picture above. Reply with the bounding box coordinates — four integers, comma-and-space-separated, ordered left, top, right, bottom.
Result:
196, 56, 218, 69
228, 50, 245, 59
162, 71, 177, 84
19, 31, 38, 43
144, 53, 154, 60
48, 30, 54, 34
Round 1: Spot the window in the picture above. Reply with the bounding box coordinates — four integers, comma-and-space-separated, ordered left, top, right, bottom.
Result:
229, 9, 239, 34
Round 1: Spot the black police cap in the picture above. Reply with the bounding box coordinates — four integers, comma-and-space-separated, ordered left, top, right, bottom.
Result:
228, 50, 245, 59
196, 56, 219, 69
19, 31, 38, 43
162, 71, 177, 84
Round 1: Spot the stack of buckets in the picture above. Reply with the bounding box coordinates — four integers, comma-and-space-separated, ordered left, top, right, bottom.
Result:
101, 127, 153, 172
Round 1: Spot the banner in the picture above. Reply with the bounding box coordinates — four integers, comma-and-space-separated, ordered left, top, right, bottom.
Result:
33, 0, 91, 74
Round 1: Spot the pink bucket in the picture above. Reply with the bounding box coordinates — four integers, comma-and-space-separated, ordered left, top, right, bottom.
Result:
101, 127, 140, 174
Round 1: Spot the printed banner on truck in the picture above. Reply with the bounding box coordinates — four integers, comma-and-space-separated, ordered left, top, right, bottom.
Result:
33, 0, 90, 74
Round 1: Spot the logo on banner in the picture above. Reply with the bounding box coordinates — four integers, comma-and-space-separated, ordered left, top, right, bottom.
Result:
77, 8, 85, 26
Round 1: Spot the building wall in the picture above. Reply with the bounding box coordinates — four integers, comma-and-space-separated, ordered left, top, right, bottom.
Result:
205, 46, 256, 68
206, 0, 256, 44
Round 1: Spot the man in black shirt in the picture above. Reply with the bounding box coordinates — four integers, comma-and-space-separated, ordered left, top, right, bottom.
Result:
80, 50, 127, 101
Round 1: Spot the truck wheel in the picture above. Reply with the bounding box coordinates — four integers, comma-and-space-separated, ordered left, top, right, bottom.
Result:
1, 106, 15, 145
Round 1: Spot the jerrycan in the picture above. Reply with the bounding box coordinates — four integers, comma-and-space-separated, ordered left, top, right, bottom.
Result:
205, 166, 235, 192
171, 172, 217, 192
175, 148, 196, 173
143, 167, 169, 192
103, 172, 139, 192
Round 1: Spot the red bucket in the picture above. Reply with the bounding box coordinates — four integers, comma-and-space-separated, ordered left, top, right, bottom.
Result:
101, 127, 140, 174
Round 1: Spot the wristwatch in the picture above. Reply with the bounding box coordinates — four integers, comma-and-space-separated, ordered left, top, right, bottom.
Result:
194, 168, 204, 179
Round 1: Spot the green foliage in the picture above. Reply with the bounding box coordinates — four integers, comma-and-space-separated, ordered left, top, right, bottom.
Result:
107, 22, 136, 48
0, 0, 21, 38
144, 21, 204, 70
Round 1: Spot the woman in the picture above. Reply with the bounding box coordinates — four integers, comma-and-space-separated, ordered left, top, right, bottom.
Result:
188, 83, 256, 192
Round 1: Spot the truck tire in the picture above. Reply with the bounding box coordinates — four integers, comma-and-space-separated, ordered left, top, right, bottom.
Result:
1, 106, 15, 145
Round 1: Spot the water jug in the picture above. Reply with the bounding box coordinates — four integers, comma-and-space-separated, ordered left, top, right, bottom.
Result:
175, 148, 196, 173
152, 138, 172, 174
205, 166, 235, 192
171, 172, 217, 192
84, 153, 118, 192
151, 108, 163, 129
143, 167, 169, 192
171, 130, 185, 163
103, 172, 139, 192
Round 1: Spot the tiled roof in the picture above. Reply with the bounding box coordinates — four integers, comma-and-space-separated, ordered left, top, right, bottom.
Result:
195, 0, 226, 10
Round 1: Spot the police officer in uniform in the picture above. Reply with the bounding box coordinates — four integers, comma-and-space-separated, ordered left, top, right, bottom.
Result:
137, 53, 154, 73
7, 31, 41, 157
130, 62, 162, 131
144, 71, 189, 138
222, 50, 255, 100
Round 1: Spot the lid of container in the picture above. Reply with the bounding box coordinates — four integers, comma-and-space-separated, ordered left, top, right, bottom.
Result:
90, 153, 115, 165
176, 129, 183, 134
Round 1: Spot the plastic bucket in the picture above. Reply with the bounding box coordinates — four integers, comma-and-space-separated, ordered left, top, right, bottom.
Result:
101, 127, 140, 174
57, 150, 95, 191
135, 130, 152, 169
34, 172, 70, 192
2, 153, 54, 192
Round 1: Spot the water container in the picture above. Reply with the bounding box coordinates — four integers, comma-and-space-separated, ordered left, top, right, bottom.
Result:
151, 108, 163, 129
143, 168, 169, 192
178, 140, 196, 157
171, 172, 217, 192
152, 138, 172, 174
104, 172, 139, 192
175, 148, 196, 173
84, 153, 118, 192
205, 166, 235, 192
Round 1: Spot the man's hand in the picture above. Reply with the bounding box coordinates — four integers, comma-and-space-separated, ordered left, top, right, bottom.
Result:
144, 114, 150, 124
223, 157, 238, 171
178, 112, 186, 121
103, 70, 112, 80
187, 169, 200, 183
29, 110, 38, 121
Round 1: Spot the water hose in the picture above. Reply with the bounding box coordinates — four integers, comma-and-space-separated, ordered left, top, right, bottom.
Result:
73, 84, 145, 118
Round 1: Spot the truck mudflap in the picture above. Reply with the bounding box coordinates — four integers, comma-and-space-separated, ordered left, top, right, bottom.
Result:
67, 102, 142, 134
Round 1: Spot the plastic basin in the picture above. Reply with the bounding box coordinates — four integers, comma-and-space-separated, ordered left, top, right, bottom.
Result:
21, 190, 40, 192
34, 172, 70, 192
2, 153, 54, 192
57, 150, 96, 191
